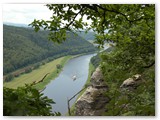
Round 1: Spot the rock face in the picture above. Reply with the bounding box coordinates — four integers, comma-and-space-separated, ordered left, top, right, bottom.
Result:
75, 67, 109, 116
120, 74, 143, 91
90, 67, 106, 87
75, 67, 144, 116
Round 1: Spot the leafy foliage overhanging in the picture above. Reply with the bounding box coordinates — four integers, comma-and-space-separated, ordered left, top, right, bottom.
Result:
30, 4, 155, 71
3, 85, 61, 116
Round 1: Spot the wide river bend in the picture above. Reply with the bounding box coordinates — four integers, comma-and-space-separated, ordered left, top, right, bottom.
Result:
42, 54, 96, 115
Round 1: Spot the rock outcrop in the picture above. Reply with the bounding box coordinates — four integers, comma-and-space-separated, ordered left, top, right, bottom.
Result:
75, 67, 144, 116
120, 74, 144, 91
75, 67, 109, 116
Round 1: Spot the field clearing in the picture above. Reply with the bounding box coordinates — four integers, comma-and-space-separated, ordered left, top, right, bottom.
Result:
4, 56, 71, 89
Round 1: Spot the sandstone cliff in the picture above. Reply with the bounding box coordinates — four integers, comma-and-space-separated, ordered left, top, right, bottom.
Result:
75, 67, 109, 116
75, 67, 144, 116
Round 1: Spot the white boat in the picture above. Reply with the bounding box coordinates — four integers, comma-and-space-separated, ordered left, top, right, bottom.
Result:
72, 75, 77, 80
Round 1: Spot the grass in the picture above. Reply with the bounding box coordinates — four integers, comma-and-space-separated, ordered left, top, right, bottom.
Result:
77, 62, 95, 97
4, 56, 72, 89
67, 62, 95, 116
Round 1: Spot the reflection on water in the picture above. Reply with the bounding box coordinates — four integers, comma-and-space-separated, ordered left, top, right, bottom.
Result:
42, 54, 95, 115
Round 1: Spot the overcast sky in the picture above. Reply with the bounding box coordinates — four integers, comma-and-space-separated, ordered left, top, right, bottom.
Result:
3, 4, 53, 25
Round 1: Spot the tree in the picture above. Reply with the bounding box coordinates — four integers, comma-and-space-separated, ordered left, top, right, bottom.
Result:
34, 63, 40, 69
5, 74, 14, 82
25, 68, 32, 73
56, 64, 62, 69
56, 64, 62, 73
29, 4, 155, 72
3, 84, 61, 116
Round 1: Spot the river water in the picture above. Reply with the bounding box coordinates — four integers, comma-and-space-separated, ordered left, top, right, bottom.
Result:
42, 54, 96, 115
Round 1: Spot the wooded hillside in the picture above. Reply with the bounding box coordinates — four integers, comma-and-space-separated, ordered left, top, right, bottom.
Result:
3, 25, 96, 75
76, 31, 95, 40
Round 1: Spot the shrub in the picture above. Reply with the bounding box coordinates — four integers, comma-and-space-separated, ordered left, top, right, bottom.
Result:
5, 74, 14, 82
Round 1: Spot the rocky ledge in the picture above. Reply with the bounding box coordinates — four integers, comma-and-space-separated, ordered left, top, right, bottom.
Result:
75, 67, 109, 116
120, 74, 144, 91
75, 66, 144, 116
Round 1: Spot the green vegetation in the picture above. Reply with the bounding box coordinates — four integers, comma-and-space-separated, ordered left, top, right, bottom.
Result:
24, 68, 32, 73
101, 62, 155, 115
84, 62, 95, 88
90, 47, 114, 68
4, 56, 71, 89
76, 31, 95, 40
56, 64, 63, 73
33, 56, 72, 90
3, 25, 96, 75
3, 84, 61, 116
5, 74, 14, 82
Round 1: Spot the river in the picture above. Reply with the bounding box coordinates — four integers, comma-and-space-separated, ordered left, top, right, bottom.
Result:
42, 54, 96, 115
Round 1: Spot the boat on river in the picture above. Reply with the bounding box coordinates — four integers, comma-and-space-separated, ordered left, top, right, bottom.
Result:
72, 75, 77, 80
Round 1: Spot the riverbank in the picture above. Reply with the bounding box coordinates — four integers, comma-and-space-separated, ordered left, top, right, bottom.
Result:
34, 54, 90, 90
67, 62, 95, 116
33, 56, 73, 90
3, 56, 72, 89
4, 52, 96, 90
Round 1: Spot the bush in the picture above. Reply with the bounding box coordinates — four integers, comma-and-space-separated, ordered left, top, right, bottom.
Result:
34, 63, 40, 69
56, 64, 62, 69
25, 68, 32, 73
42, 62, 45, 65
14, 74, 20, 77
5, 74, 14, 82
3, 85, 61, 116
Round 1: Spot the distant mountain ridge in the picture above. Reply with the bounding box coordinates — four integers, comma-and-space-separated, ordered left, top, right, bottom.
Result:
76, 31, 96, 40
3, 22, 30, 28
3, 25, 96, 74
3, 22, 96, 41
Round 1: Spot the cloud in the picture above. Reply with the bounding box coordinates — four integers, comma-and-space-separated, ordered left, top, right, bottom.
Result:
3, 4, 52, 24
2, 4, 92, 26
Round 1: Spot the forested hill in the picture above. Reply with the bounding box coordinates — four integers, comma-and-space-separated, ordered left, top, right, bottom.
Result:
3, 25, 96, 75
76, 31, 95, 40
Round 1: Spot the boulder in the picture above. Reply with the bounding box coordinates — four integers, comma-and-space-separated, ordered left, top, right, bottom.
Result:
120, 74, 143, 90
75, 86, 109, 116
90, 67, 106, 87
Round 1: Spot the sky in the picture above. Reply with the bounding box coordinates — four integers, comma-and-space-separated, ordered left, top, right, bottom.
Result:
3, 4, 53, 25
2, 4, 91, 26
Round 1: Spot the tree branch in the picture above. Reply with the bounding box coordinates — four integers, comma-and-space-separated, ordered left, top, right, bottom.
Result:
93, 4, 144, 23
82, 4, 100, 15
143, 61, 155, 68
66, 6, 84, 29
